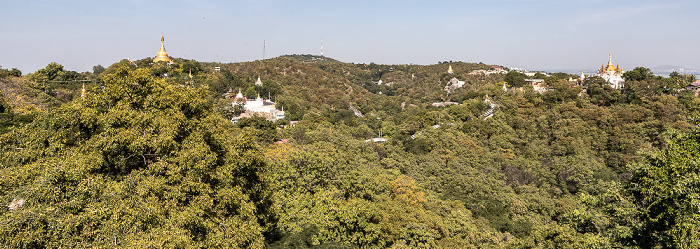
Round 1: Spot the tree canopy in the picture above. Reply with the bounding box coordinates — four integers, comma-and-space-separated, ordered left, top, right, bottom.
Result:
2, 56, 700, 247
1, 66, 274, 247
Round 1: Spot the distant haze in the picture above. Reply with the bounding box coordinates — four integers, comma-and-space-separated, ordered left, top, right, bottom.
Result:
1, 0, 699, 74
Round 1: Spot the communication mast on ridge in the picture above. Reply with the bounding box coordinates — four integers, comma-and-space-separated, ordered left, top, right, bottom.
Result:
321, 36, 324, 57
263, 40, 266, 60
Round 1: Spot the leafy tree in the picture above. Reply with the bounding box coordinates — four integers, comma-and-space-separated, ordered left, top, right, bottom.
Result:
626, 79, 663, 103
103, 59, 138, 75
236, 115, 278, 144
232, 98, 246, 116
666, 71, 696, 92
504, 71, 526, 88
8, 68, 21, 77
623, 67, 655, 82
27, 62, 66, 85
181, 59, 203, 76
551, 72, 573, 80
667, 71, 696, 83
533, 72, 546, 79
544, 76, 582, 104
245, 86, 257, 99
92, 64, 106, 75
0, 66, 274, 247
585, 76, 619, 106
208, 69, 245, 96
0, 93, 6, 114
626, 124, 700, 248
0, 67, 22, 78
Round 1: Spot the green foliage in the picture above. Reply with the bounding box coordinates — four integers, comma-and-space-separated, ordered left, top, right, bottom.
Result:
504, 71, 526, 88
585, 76, 619, 106
27, 62, 66, 85
0, 67, 21, 78
92, 64, 106, 76
0, 66, 273, 247
3, 55, 700, 247
550, 72, 573, 80
623, 67, 655, 82
24, 62, 91, 105
626, 125, 700, 248
236, 115, 278, 144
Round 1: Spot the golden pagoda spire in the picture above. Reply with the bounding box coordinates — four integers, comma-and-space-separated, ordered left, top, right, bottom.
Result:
605, 53, 616, 72
153, 35, 172, 63
81, 82, 86, 98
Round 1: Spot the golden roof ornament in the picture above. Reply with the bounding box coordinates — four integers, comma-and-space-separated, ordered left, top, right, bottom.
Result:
605, 54, 616, 72
153, 36, 172, 63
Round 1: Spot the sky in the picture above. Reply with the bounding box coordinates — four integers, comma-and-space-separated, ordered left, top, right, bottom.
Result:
1, 0, 699, 74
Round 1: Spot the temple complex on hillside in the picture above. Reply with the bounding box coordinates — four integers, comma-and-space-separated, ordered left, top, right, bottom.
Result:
153, 36, 172, 63
583, 54, 625, 89
225, 88, 285, 123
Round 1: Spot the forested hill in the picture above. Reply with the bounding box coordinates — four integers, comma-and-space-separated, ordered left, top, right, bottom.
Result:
209, 55, 500, 120
1, 56, 700, 247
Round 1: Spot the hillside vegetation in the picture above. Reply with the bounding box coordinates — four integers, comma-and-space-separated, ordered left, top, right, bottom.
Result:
1, 56, 700, 248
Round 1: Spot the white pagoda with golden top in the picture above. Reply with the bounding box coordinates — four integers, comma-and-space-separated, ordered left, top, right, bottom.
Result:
595, 54, 625, 89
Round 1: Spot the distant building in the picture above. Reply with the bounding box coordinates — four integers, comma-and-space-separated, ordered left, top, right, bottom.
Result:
525, 79, 547, 93
223, 88, 240, 99
444, 77, 466, 94
365, 130, 387, 143
522, 71, 548, 77
153, 36, 172, 63
469, 67, 508, 75
231, 93, 285, 123
567, 71, 586, 87
687, 81, 700, 96
593, 54, 625, 89
365, 137, 387, 143
431, 102, 459, 107
255, 76, 263, 86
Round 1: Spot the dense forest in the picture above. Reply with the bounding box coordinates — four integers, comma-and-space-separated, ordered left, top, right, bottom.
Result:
1, 55, 700, 248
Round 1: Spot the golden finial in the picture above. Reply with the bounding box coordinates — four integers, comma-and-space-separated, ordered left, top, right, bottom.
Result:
605, 54, 616, 72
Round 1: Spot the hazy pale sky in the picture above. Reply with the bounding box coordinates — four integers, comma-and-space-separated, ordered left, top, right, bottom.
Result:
1, 0, 699, 74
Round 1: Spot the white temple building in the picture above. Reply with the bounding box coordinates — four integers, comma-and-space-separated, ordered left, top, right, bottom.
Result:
591, 54, 625, 89
228, 89, 285, 123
